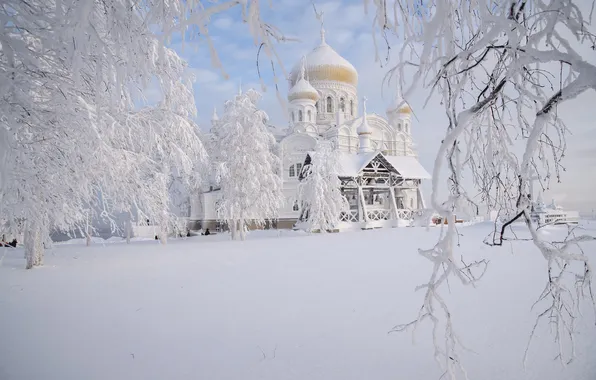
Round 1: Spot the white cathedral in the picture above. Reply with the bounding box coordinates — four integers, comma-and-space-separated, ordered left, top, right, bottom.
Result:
190, 26, 431, 231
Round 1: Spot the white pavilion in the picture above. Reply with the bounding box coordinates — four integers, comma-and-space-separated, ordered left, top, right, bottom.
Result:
190, 25, 431, 231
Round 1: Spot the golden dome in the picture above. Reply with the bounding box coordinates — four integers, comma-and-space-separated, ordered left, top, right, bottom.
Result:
301, 65, 358, 86
290, 31, 358, 87
288, 91, 320, 102
398, 105, 412, 114
387, 90, 412, 115
288, 58, 320, 102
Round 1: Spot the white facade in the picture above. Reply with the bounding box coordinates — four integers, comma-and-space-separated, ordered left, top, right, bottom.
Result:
192, 26, 430, 231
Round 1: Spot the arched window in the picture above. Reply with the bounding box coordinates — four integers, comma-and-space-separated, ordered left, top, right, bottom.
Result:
293, 201, 299, 211
340, 98, 345, 112
315, 101, 319, 112
291, 112, 295, 122
406, 123, 409, 133
298, 110, 303, 122
398, 123, 402, 131
350, 100, 354, 116
307, 110, 312, 121
296, 163, 303, 176
326, 96, 333, 113
289, 165, 295, 177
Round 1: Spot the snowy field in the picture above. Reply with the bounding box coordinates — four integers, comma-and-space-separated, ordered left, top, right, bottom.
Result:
1, 223, 595, 380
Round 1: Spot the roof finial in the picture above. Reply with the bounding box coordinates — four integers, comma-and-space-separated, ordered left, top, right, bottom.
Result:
357, 96, 372, 153
238, 79, 243, 95
300, 56, 306, 80
315, 8, 326, 45
212, 106, 219, 121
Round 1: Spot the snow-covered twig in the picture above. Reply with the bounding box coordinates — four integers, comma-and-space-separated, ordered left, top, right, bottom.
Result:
365, 0, 596, 376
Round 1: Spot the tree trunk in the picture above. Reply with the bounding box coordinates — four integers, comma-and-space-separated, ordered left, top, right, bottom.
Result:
42, 228, 53, 250
229, 220, 235, 240
24, 222, 43, 269
238, 220, 246, 241
24, 225, 36, 270
34, 225, 44, 267
86, 228, 91, 246
159, 212, 168, 245
85, 211, 91, 247
126, 213, 132, 244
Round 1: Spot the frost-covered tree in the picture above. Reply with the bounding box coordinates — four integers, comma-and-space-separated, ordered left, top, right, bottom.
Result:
0, 0, 286, 266
363, 0, 596, 377
297, 141, 349, 233
214, 89, 284, 240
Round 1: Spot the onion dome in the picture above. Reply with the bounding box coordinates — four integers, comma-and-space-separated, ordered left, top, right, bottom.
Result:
289, 27, 358, 87
288, 58, 320, 102
387, 88, 412, 114
357, 97, 372, 136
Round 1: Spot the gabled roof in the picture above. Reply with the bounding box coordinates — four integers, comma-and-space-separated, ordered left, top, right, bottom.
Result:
337, 151, 378, 177
301, 150, 431, 180
384, 155, 431, 179
338, 151, 431, 179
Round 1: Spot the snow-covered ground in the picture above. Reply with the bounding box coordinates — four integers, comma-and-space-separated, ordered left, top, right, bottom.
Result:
1, 223, 595, 380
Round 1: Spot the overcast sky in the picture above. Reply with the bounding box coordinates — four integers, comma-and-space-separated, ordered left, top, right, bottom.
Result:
159, 0, 596, 214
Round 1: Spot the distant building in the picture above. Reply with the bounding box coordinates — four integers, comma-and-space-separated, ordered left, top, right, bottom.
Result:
191, 25, 430, 231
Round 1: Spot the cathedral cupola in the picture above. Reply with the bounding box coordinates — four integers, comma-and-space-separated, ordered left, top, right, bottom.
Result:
288, 16, 359, 126
288, 26, 358, 88
288, 60, 320, 103
387, 88, 413, 135
288, 58, 319, 127
357, 97, 373, 154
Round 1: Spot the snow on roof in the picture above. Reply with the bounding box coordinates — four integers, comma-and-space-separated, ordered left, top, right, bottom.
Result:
356, 99, 372, 136
386, 88, 411, 113
337, 152, 431, 179
384, 155, 431, 179
290, 43, 357, 81
337, 151, 379, 177
288, 78, 319, 98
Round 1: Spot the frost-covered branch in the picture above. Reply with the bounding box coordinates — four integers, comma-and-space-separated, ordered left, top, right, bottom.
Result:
1, 0, 285, 266
365, 0, 596, 376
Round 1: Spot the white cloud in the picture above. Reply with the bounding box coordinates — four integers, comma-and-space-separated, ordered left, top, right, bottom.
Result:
213, 17, 234, 30
190, 68, 221, 84
331, 29, 354, 47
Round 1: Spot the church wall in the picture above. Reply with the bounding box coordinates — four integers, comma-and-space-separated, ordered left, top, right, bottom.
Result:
289, 99, 318, 125
311, 81, 357, 125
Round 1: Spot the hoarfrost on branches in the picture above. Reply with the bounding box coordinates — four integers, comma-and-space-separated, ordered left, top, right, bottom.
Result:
365, 0, 596, 377
297, 141, 349, 233
1, 0, 286, 267
213, 89, 285, 241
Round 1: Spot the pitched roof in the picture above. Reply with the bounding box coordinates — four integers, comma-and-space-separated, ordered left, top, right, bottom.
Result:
384, 155, 431, 179
337, 152, 431, 179
337, 152, 378, 177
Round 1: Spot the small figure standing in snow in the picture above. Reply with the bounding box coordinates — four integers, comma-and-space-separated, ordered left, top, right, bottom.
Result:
204, 228, 211, 236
